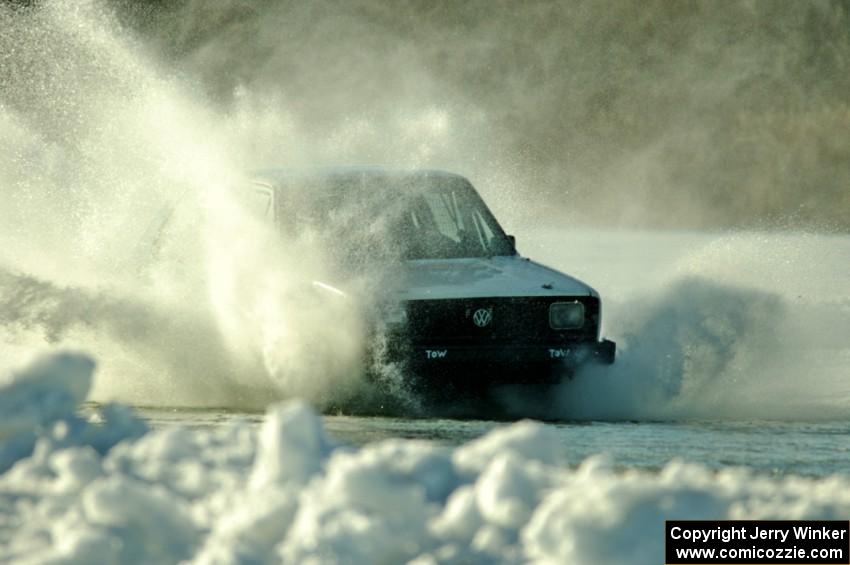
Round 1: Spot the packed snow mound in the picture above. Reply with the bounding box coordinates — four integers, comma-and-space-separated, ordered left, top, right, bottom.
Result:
0, 352, 147, 474
3, 353, 850, 564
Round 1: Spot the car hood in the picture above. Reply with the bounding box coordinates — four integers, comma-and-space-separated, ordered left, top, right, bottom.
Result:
396, 255, 598, 301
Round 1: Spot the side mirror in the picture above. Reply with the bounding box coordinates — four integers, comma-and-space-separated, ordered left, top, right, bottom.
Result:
507, 234, 516, 248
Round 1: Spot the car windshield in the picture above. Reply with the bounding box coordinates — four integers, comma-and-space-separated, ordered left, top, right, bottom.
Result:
275, 172, 515, 263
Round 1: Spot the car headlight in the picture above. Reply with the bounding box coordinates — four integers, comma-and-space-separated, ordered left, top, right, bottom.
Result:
549, 301, 584, 329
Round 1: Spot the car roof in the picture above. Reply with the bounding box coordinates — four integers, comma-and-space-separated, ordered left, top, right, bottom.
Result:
251, 166, 469, 187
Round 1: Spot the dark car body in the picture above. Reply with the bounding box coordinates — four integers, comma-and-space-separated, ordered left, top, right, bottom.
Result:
249, 167, 615, 391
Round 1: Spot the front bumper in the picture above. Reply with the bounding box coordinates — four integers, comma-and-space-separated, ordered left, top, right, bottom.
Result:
408, 339, 616, 369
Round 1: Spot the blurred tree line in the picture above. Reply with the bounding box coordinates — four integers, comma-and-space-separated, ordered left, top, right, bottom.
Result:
114, 0, 850, 230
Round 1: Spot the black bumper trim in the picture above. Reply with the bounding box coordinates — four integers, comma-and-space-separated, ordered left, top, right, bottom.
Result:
409, 339, 616, 366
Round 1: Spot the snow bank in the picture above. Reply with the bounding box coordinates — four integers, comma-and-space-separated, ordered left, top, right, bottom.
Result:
2, 353, 850, 564
0, 352, 146, 474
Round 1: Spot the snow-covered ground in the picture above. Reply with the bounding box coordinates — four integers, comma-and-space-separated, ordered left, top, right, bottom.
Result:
3, 5, 849, 563
2, 228, 850, 565
3, 351, 850, 564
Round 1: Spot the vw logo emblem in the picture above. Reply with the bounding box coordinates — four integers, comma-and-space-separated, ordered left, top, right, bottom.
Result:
472, 308, 492, 328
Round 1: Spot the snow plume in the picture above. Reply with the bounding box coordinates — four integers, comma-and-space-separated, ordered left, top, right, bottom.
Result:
553, 277, 790, 421
0, 1, 399, 409
514, 230, 850, 422
3, 351, 850, 564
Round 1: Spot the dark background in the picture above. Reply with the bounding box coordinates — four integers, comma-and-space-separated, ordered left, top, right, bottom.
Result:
7, 0, 850, 230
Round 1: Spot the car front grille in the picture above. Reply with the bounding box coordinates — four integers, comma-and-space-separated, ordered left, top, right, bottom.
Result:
404, 296, 599, 345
